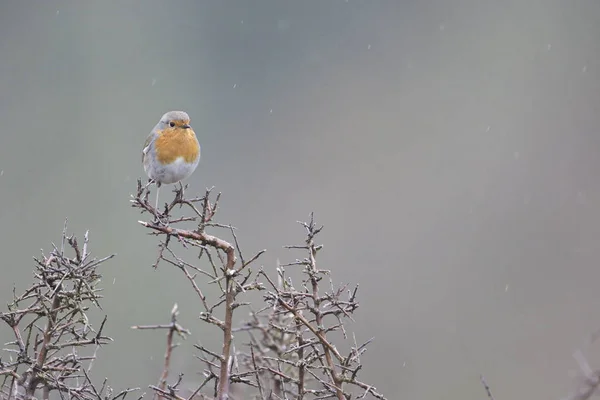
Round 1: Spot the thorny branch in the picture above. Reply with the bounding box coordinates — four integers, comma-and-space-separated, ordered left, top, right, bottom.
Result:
2, 177, 598, 399
0, 222, 138, 400
132, 181, 266, 400
132, 303, 191, 399
132, 180, 386, 399
250, 214, 384, 399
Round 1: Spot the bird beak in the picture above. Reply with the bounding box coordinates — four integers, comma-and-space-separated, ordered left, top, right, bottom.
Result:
182, 124, 191, 129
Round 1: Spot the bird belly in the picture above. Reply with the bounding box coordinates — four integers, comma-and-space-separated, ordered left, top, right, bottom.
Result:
148, 156, 199, 185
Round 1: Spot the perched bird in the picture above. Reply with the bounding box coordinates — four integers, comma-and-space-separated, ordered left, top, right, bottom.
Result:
142, 111, 200, 213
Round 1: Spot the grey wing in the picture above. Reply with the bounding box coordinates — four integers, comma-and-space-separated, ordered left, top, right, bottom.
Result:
142, 132, 155, 164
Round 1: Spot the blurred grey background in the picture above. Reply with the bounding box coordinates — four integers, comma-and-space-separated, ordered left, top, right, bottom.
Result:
1, 1, 600, 398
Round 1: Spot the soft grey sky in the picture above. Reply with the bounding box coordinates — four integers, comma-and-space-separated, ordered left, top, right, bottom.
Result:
1, 1, 600, 398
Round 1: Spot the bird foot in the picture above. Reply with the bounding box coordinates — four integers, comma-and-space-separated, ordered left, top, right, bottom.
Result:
152, 212, 170, 226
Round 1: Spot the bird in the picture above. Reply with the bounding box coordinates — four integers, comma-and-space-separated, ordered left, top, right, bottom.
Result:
142, 111, 200, 214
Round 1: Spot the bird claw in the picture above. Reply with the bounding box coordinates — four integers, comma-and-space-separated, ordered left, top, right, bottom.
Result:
152, 211, 170, 226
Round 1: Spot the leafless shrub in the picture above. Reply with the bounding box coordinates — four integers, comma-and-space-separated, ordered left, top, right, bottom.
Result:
4, 180, 597, 400
0, 222, 137, 400
130, 181, 386, 400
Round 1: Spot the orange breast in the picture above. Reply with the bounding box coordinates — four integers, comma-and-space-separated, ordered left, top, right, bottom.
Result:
155, 128, 199, 165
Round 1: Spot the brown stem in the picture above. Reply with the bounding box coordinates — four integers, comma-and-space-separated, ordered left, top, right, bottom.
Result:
296, 307, 305, 399
157, 325, 175, 398
307, 239, 344, 400
139, 222, 238, 400
217, 243, 236, 400
26, 285, 61, 398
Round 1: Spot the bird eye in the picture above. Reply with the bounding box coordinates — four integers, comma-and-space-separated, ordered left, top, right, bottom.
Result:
169, 122, 175, 127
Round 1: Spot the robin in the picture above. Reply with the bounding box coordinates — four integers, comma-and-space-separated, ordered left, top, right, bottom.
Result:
142, 111, 200, 213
